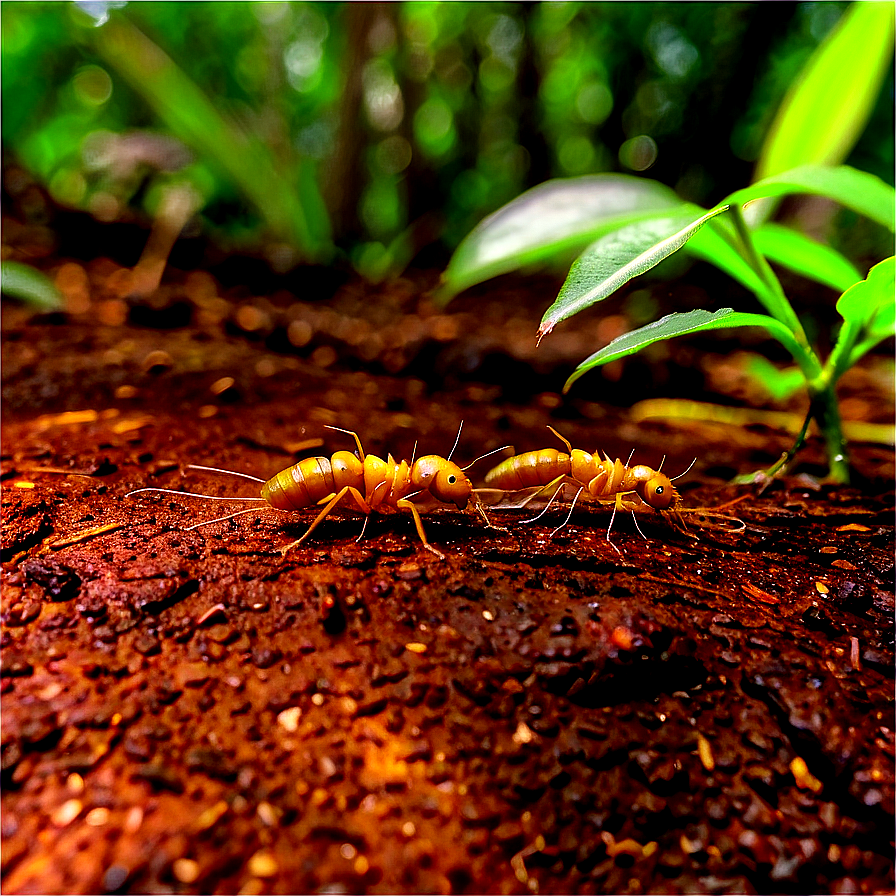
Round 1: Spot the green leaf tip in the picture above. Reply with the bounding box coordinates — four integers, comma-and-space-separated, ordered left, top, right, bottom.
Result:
537, 204, 729, 344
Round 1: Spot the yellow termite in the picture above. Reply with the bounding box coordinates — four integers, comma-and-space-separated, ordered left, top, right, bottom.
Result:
482, 425, 704, 549
127, 425, 507, 559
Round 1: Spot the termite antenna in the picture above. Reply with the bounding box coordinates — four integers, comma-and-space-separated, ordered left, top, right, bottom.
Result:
626, 448, 636, 466
446, 421, 464, 463
126, 487, 267, 502
185, 506, 273, 531
410, 440, 418, 466
656, 454, 666, 473
325, 425, 366, 461
186, 464, 266, 484
461, 444, 513, 472
671, 458, 697, 481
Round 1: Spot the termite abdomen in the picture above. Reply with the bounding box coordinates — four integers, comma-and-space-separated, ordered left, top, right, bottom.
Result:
484, 448, 570, 490
260, 451, 362, 511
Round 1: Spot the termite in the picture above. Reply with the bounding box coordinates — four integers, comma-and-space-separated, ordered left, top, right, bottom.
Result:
482, 425, 735, 549
127, 425, 507, 560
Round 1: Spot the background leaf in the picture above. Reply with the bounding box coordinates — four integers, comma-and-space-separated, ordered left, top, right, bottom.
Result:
563, 307, 807, 392
727, 165, 896, 231
756, 2, 895, 180
752, 222, 861, 293
1, 261, 64, 311
537, 205, 728, 340
436, 175, 680, 301
91, 14, 332, 261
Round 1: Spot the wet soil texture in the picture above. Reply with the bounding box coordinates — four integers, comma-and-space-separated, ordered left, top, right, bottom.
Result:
1, 264, 894, 896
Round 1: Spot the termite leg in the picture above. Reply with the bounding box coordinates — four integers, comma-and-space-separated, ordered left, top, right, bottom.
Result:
518, 474, 568, 511
396, 498, 446, 560
471, 496, 507, 533
630, 510, 648, 541
355, 512, 371, 543
605, 501, 623, 555
281, 485, 371, 556
521, 482, 566, 524
549, 486, 584, 538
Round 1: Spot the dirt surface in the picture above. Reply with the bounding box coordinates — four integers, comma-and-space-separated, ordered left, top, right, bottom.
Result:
1, 255, 894, 895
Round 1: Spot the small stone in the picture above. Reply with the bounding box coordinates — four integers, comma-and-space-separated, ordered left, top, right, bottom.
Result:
134, 633, 161, 656
52, 798, 82, 827
173, 858, 200, 883
247, 850, 278, 878
102, 864, 130, 893
86, 807, 110, 826
0, 654, 33, 678
277, 707, 302, 733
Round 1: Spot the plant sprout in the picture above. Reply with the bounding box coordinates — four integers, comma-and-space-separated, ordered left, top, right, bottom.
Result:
438, 3, 895, 484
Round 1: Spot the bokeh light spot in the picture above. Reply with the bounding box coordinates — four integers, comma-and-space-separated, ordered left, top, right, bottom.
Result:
619, 135, 658, 171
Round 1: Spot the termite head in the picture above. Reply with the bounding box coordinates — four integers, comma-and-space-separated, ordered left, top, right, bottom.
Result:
411, 456, 472, 509
628, 465, 680, 511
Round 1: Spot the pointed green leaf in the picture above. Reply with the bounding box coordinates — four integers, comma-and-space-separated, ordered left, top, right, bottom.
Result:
836, 256, 895, 326
563, 308, 808, 392
727, 166, 895, 231
538, 205, 729, 342
1, 261, 64, 311
757, 3, 895, 180
436, 175, 681, 302
753, 223, 862, 293
830, 257, 896, 379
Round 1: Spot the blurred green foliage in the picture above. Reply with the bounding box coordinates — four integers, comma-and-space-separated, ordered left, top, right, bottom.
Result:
2, 2, 892, 271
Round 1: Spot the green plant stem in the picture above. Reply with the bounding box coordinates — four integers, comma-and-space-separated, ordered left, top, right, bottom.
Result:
729, 203, 851, 481
729, 204, 807, 342
808, 380, 851, 483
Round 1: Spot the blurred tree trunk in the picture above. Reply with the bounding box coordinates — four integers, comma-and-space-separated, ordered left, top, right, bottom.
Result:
518, 5, 551, 186
325, 3, 381, 243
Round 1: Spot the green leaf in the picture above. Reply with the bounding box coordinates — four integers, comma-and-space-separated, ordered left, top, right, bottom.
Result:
1, 260, 64, 311
538, 205, 729, 342
836, 256, 895, 326
563, 308, 809, 392
752, 222, 862, 293
757, 3, 895, 180
831, 256, 896, 378
726, 165, 895, 231
436, 175, 681, 302
746, 355, 807, 402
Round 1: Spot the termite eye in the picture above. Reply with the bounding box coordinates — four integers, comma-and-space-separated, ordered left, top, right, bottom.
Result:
448, 475, 457, 484
655, 486, 664, 495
